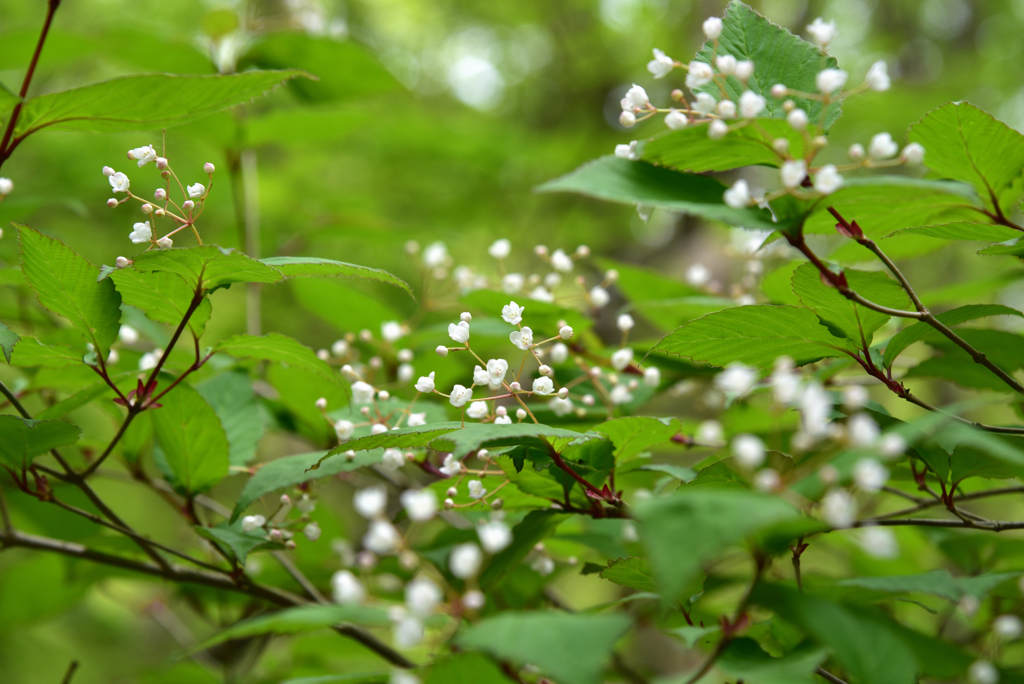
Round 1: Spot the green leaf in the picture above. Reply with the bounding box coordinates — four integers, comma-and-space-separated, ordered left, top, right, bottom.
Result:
717, 639, 826, 684
194, 603, 390, 652
792, 263, 911, 346
8, 337, 82, 368
635, 490, 798, 601
424, 653, 508, 684
694, 1, 841, 130
11, 71, 307, 137
232, 450, 381, 519
909, 102, 1024, 215
320, 422, 464, 457
109, 269, 210, 337
598, 557, 658, 593
197, 372, 264, 467
654, 305, 854, 369
642, 119, 819, 173
750, 583, 918, 684
37, 381, 112, 420
18, 225, 122, 356
537, 156, 778, 231
429, 423, 604, 460
836, 570, 964, 602
888, 221, 1022, 242
130, 246, 282, 293
259, 256, 412, 297
291, 278, 403, 336
593, 416, 681, 461
884, 304, 1024, 368
0, 321, 19, 363
0, 416, 81, 470
214, 333, 338, 384
151, 383, 229, 495
457, 611, 632, 684
480, 511, 568, 589
194, 520, 284, 565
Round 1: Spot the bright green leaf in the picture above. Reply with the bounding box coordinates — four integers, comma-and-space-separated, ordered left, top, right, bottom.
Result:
214, 332, 339, 384
260, 256, 412, 297
130, 245, 282, 293
884, 304, 1024, 368
888, 222, 1021, 242
152, 383, 229, 495
593, 416, 681, 461
8, 337, 82, 368
643, 119, 819, 173
598, 557, 658, 593
0, 321, 18, 363
109, 269, 210, 337
0, 415, 81, 470
424, 653, 507, 684
193, 520, 284, 565
197, 372, 264, 467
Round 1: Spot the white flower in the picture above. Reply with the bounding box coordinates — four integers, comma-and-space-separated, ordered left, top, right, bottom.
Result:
472, 365, 489, 387
703, 16, 723, 39
854, 458, 888, 492
623, 84, 650, 109
697, 420, 723, 444
754, 468, 781, 492
610, 384, 633, 405
118, 325, 139, 345
529, 286, 554, 303
415, 372, 435, 394
510, 327, 534, 350
787, 108, 809, 130
334, 419, 355, 441
865, 60, 890, 91
549, 396, 574, 416
816, 68, 847, 93
847, 413, 879, 447
614, 141, 640, 160
968, 660, 999, 684
0, 177, 12, 195
647, 48, 675, 78
489, 238, 511, 259
407, 412, 427, 427
128, 145, 157, 166
723, 179, 751, 209
241, 515, 266, 532
486, 358, 508, 388
664, 109, 689, 130
734, 60, 754, 80
108, 172, 130, 193
382, 448, 405, 470
423, 241, 448, 268
550, 248, 574, 272
821, 490, 856, 528
781, 160, 807, 188
717, 101, 737, 118
842, 385, 869, 409
494, 415, 512, 424
354, 487, 388, 519
331, 570, 365, 604
448, 321, 470, 344
801, 382, 832, 437
715, 54, 737, 75
468, 480, 487, 499
478, 520, 512, 553
128, 221, 152, 244
502, 301, 525, 325
449, 543, 483, 579
732, 434, 766, 468
531, 556, 556, 576
466, 401, 488, 419
878, 433, 907, 458
351, 381, 375, 404
994, 615, 1023, 640
550, 343, 569, 364
449, 385, 473, 408
859, 527, 898, 558
616, 314, 635, 331
806, 17, 837, 48
901, 142, 925, 165
589, 286, 610, 308
156, 236, 173, 249
138, 350, 159, 371
685, 61, 714, 90
611, 347, 634, 371
771, 369, 801, 405
643, 366, 661, 388
814, 165, 844, 194
532, 377, 555, 396
558, 326, 573, 341
401, 490, 438, 521
186, 182, 206, 199
303, 522, 321, 541
686, 263, 711, 286
381, 321, 404, 342
868, 132, 899, 159
502, 273, 525, 293
738, 91, 765, 118
393, 616, 424, 648
619, 110, 636, 128
363, 519, 400, 554
715, 363, 757, 395
688, 93, 713, 117
439, 454, 462, 477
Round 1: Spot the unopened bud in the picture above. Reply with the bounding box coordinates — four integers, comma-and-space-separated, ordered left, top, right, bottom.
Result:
182, 200, 194, 211
436, 345, 449, 357
285, 540, 297, 550
377, 390, 390, 401
671, 89, 684, 101
204, 162, 216, 174
559, 325, 573, 339
154, 188, 167, 201
444, 498, 455, 509
141, 203, 153, 214
106, 198, 118, 208
280, 494, 292, 505
102, 166, 115, 176
156, 237, 173, 249
491, 498, 503, 510
575, 245, 590, 258
154, 208, 166, 217
557, 387, 569, 399
446, 487, 458, 497
115, 256, 129, 269
539, 365, 552, 376
516, 408, 527, 420
315, 397, 328, 410
460, 311, 472, 322
534, 245, 548, 257
510, 381, 521, 392
155, 157, 168, 170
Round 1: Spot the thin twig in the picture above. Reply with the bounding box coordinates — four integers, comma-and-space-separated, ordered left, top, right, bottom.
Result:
815, 666, 848, 684
60, 660, 79, 684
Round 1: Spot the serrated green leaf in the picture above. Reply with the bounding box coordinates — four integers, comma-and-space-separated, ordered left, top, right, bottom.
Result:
457, 611, 632, 684
194, 603, 390, 652
214, 332, 338, 383
193, 520, 284, 565
232, 450, 381, 519
792, 263, 911, 346
695, 1, 841, 130
8, 337, 81, 368
109, 269, 210, 337
260, 256, 412, 297
717, 639, 826, 684
11, 70, 307, 137
18, 226, 122, 356
598, 557, 658, 593
537, 156, 778, 231
593, 416, 681, 461
0, 415, 81, 470
909, 102, 1024, 215
642, 119, 819, 173
321, 422, 463, 457
130, 245, 282, 292
654, 305, 854, 369
836, 570, 964, 602
430, 423, 604, 460
888, 222, 1021, 242
0, 321, 18, 363
152, 383, 229, 495
197, 372, 264, 467
884, 304, 1024, 368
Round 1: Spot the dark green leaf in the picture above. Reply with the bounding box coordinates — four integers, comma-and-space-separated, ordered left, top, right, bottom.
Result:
130, 245, 282, 292
214, 332, 339, 384
197, 372, 264, 467
194, 603, 390, 651
593, 416, 681, 461
193, 520, 283, 565
18, 225, 122, 355
884, 304, 1024, 368
424, 653, 508, 684
457, 611, 632, 684
109, 269, 210, 337
888, 222, 1021, 242
717, 639, 825, 684
0, 416, 81, 470
598, 557, 658, 593
260, 256, 412, 297
642, 119, 819, 173
152, 383, 229, 495
429, 423, 604, 459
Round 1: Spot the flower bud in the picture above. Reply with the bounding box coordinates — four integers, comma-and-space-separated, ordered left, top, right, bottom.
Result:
491, 498, 503, 510
619, 111, 637, 128
182, 200, 194, 211
315, 397, 328, 410
115, 256, 129, 269
156, 237, 173, 249
106, 198, 118, 208
444, 498, 455, 510
670, 89, 684, 101
770, 83, 787, 98
102, 166, 115, 177
154, 208, 166, 217
156, 157, 168, 170
516, 408, 527, 420
510, 381, 521, 392
436, 345, 449, 357
377, 390, 390, 401
848, 143, 866, 161
280, 494, 292, 505
539, 365, 552, 376
559, 325, 574, 339
204, 162, 216, 174
460, 311, 472, 322
446, 487, 458, 497
141, 203, 153, 214
557, 387, 569, 399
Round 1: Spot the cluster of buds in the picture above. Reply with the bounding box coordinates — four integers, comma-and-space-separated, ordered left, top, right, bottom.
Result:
614, 14, 927, 207
103, 143, 216, 265
239, 492, 321, 550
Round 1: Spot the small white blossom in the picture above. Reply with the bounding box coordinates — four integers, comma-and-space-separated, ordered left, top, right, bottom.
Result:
620, 113, 635, 129
486, 358, 508, 388
686, 263, 711, 286
647, 48, 675, 78
401, 489, 438, 521
463, 590, 485, 610
686, 61, 714, 90
439, 454, 462, 477
241, 515, 265, 532
703, 16, 723, 40
331, 570, 365, 604
118, 325, 139, 345
128, 145, 157, 166
448, 321, 470, 344
393, 616, 424, 648
694, 92, 717, 115
382, 448, 405, 470
716, 363, 757, 395
354, 487, 388, 519
868, 132, 899, 159
549, 396, 574, 416
878, 433, 907, 458
129, 221, 152, 244
186, 182, 205, 198
529, 286, 554, 303
816, 68, 847, 93
449, 384, 473, 407
643, 366, 661, 388
138, 351, 159, 371
532, 376, 555, 395
473, 365, 489, 386
494, 415, 512, 424
466, 401, 489, 419
660, 108, 687, 130
108, 172, 130, 193
616, 313, 635, 331
156, 237, 173, 249
717, 100, 737, 119
901, 142, 925, 165
994, 615, 1023, 640
697, 420, 723, 444
623, 84, 650, 110
489, 238, 511, 259
334, 419, 355, 441
589, 286, 610, 308
363, 519, 400, 554
732, 434, 766, 468
351, 381, 375, 404
558, 326, 574, 340
865, 60, 890, 91
859, 527, 898, 558
415, 372, 435, 394
723, 179, 751, 209
502, 301, 525, 325
715, 54, 737, 75
552, 249, 575, 273
821, 490, 856, 528
303, 522, 321, 541
532, 556, 556, 576
968, 660, 999, 684
734, 60, 754, 80
610, 384, 633, 404
754, 468, 781, 492
854, 458, 888, 492
406, 577, 443, 617
478, 520, 512, 553
848, 413, 880, 447
611, 347, 634, 371
510, 327, 534, 350
781, 160, 807, 188
468, 480, 487, 499
814, 165, 844, 194
381, 321, 404, 342
408, 412, 427, 427
806, 17, 837, 48
423, 241, 448, 268
787, 108, 809, 130
614, 141, 640, 160
551, 343, 569, 364
449, 543, 483, 579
